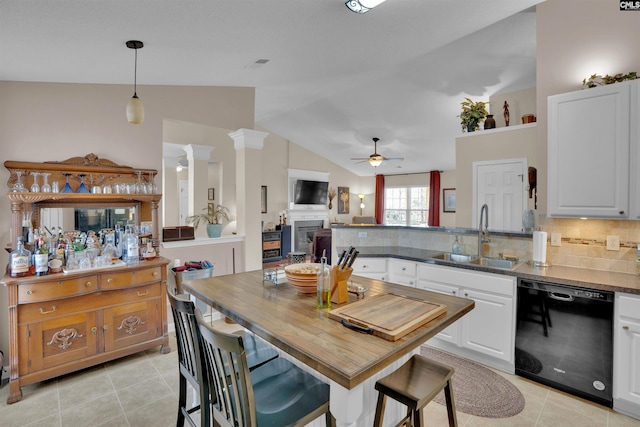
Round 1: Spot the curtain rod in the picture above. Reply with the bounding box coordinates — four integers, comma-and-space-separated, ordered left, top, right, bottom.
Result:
378, 170, 442, 177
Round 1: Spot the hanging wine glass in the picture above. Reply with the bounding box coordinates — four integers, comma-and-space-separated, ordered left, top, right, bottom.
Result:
77, 174, 90, 193
61, 173, 74, 193
11, 171, 28, 192
30, 172, 40, 193
41, 173, 52, 193
135, 170, 145, 194
147, 171, 157, 194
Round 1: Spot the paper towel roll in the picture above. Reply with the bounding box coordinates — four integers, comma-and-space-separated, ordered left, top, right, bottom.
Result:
533, 231, 547, 263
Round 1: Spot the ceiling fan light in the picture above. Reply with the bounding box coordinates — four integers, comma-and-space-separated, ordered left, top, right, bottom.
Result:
369, 158, 383, 167
345, 0, 386, 13
127, 94, 145, 124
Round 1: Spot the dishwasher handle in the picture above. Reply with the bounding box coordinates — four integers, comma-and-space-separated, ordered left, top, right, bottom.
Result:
548, 292, 575, 302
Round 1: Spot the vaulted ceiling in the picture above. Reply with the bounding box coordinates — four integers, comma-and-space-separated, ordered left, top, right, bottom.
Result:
0, 0, 541, 176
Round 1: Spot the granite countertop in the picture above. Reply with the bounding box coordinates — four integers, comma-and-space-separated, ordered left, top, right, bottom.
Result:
344, 246, 640, 295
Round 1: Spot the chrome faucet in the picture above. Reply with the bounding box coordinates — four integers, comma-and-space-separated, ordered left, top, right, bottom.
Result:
478, 203, 489, 257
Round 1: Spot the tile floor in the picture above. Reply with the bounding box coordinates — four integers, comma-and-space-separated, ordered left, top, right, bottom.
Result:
1, 331, 640, 427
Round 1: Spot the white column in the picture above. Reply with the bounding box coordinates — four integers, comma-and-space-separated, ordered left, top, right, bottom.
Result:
229, 128, 268, 272
183, 144, 214, 238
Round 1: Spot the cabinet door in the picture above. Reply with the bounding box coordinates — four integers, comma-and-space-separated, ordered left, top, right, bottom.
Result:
416, 279, 459, 344
460, 288, 513, 362
615, 294, 640, 410
388, 259, 417, 287
23, 311, 99, 374
103, 298, 160, 352
548, 82, 631, 218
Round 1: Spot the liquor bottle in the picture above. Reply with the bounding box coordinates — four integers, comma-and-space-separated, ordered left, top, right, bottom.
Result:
124, 224, 139, 265
55, 231, 66, 266
142, 241, 156, 260
317, 250, 330, 309
33, 230, 49, 276
10, 237, 32, 277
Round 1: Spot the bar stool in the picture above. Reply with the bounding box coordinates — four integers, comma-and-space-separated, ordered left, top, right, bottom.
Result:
373, 354, 457, 427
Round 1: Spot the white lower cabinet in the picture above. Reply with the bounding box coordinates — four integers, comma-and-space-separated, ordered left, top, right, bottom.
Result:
388, 259, 417, 287
614, 293, 640, 419
416, 263, 516, 373
351, 257, 388, 281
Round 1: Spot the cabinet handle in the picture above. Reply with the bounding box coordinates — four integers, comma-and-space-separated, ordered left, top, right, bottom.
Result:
39, 305, 57, 315
152, 271, 158, 277
464, 292, 469, 297
363, 265, 368, 269
452, 290, 456, 295
409, 280, 414, 285
623, 326, 629, 331
402, 267, 406, 271
58, 281, 63, 286
107, 278, 114, 284
92, 327, 97, 335
136, 290, 149, 297
619, 211, 625, 215
103, 325, 109, 334
26, 289, 33, 295
85, 281, 92, 287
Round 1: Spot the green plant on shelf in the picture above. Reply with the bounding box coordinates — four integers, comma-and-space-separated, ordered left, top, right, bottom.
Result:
458, 97, 488, 132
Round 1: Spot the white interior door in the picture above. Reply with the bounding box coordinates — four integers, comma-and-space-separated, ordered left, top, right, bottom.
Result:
473, 158, 527, 232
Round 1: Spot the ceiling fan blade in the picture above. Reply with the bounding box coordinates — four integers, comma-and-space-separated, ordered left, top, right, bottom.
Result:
350, 157, 370, 161
384, 157, 404, 161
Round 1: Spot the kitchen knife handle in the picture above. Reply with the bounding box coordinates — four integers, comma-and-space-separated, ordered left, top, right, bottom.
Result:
341, 319, 373, 334
342, 247, 355, 269
337, 250, 347, 267
347, 250, 359, 268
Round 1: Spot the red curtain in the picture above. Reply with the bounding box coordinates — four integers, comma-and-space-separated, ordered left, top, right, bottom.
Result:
374, 174, 385, 224
428, 171, 440, 226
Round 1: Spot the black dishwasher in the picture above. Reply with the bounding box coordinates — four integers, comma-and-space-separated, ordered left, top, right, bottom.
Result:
515, 279, 614, 407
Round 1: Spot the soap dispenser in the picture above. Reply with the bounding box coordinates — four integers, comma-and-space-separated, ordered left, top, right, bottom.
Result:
452, 236, 462, 254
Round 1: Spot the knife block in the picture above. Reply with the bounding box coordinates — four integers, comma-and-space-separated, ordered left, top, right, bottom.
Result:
331, 267, 352, 304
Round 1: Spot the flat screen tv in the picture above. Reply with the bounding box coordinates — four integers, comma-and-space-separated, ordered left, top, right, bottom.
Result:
294, 180, 329, 205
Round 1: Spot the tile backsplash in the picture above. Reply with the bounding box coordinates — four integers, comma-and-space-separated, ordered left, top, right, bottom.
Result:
334, 216, 640, 275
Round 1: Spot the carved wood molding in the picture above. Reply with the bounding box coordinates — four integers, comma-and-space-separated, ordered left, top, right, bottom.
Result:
47, 328, 83, 350
118, 315, 145, 335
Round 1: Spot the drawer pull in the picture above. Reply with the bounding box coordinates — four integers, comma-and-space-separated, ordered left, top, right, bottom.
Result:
26, 290, 33, 295
39, 305, 57, 315
103, 325, 110, 334
623, 326, 629, 331
401, 267, 406, 271
107, 278, 114, 284
152, 271, 158, 277
137, 290, 149, 297
362, 265, 368, 269
92, 327, 97, 335
85, 281, 93, 287
58, 281, 63, 285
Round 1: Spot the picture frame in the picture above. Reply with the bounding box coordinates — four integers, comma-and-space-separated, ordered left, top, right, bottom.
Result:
443, 188, 456, 213
208, 188, 214, 201
208, 202, 214, 216
338, 186, 350, 214
261, 186, 267, 213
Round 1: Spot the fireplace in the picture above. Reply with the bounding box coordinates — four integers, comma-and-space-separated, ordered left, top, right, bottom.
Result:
293, 220, 324, 253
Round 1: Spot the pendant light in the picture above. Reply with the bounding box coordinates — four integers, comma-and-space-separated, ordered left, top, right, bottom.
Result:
345, 0, 386, 13
126, 40, 144, 124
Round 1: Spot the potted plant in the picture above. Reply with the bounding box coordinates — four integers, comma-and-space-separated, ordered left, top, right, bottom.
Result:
459, 97, 488, 132
186, 204, 231, 238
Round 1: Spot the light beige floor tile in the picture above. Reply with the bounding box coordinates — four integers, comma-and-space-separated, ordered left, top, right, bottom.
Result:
125, 394, 177, 427
423, 401, 472, 426
118, 375, 174, 413
106, 357, 162, 391
23, 414, 61, 427
94, 414, 130, 427
59, 391, 124, 427
609, 410, 640, 426
538, 398, 607, 427
545, 389, 609, 424
0, 388, 60, 427
57, 373, 115, 411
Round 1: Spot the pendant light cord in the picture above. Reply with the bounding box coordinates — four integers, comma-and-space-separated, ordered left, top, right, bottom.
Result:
133, 48, 138, 96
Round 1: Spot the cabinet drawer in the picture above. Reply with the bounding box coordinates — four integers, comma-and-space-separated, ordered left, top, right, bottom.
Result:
18, 276, 98, 303
19, 283, 162, 323
263, 240, 280, 250
618, 293, 640, 319
352, 258, 386, 273
389, 259, 416, 277
101, 267, 161, 289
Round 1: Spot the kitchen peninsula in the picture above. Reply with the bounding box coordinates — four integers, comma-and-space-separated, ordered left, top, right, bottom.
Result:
182, 269, 474, 427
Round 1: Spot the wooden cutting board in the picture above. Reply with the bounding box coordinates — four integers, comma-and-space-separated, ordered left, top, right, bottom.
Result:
328, 293, 447, 341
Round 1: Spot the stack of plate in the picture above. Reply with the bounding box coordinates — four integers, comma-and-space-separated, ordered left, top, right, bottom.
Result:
284, 263, 320, 294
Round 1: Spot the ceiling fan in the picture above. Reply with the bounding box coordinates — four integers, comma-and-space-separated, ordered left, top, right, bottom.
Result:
351, 137, 404, 167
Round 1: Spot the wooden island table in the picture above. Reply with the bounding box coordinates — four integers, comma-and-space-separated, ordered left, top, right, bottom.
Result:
182, 270, 474, 427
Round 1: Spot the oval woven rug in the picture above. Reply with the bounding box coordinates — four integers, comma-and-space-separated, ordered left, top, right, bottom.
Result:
421, 346, 525, 418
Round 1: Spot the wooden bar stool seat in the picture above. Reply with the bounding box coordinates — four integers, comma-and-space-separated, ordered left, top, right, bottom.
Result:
373, 354, 457, 427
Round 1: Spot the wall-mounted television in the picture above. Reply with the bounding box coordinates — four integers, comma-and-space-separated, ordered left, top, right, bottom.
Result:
293, 180, 329, 205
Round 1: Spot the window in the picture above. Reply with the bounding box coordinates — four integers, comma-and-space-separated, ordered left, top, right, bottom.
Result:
384, 186, 429, 226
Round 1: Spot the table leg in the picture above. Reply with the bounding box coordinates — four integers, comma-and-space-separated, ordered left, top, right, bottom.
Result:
330, 382, 363, 427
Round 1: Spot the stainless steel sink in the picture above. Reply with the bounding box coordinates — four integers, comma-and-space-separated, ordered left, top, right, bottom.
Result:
432, 253, 475, 263
468, 257, 520, 270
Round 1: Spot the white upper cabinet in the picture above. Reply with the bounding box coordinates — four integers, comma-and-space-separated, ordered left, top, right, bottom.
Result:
548, 81, 634, 218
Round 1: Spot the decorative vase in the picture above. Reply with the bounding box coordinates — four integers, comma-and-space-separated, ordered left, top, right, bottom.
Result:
328, 201, 333, 209
484, 115, 496, 130
206, 224, 222, 238
466, 123, 475, 133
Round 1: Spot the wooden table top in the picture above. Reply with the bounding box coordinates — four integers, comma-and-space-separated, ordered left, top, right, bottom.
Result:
182, 270, 475, 390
